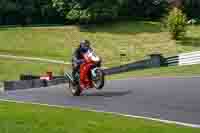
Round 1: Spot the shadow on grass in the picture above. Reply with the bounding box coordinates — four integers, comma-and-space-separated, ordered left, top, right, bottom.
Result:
79, 21, 163, 35
177, 36, 200, 47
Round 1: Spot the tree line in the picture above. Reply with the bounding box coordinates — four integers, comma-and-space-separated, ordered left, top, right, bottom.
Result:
0, 0, 64, 25
0, 0, 199, 25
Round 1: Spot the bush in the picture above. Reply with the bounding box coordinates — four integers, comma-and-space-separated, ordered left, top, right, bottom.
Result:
165, 8, 187, 40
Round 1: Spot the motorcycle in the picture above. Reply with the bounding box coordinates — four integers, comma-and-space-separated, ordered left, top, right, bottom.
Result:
65, 49, 105, 96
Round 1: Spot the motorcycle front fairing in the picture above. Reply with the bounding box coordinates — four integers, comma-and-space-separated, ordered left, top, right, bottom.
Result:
79, 50, 101, 89
80, 63, 93, 89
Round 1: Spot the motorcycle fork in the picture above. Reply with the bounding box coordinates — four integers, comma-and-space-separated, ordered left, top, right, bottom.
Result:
64, 72, 74, 88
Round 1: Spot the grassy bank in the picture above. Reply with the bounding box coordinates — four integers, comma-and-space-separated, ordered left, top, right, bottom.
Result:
0, 59, 70, 81
108, 64, 200, 80
0, 21, 200, 80
0, 21, 200, 66
0, 101, 199, 133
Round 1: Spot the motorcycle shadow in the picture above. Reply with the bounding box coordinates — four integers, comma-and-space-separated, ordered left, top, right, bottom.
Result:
82, 89, 132, 97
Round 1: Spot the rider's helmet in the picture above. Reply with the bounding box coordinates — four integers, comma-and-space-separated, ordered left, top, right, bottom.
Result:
79, 40, 91, 53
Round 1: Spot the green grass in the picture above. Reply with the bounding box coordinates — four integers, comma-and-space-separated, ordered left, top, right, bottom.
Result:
0, 21, 200, 66
0, 27, 73, 61
1, 21, 200, 81
0, 101, 199, 133
0, 59, 70, 81
108, 64, 200, 80
1, 58, 200, 81
0, 22, 200, 132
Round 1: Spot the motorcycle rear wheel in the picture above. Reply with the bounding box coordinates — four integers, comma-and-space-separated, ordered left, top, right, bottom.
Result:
71, 84, 82, 96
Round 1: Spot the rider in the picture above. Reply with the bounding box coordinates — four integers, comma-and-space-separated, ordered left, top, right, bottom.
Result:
72, 40, 91, 81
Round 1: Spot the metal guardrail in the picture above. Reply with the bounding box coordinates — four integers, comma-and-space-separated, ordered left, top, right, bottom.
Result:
179, 51, 200, 66
104, 60, 149, 75
163, 51, 200, 66
164, 56, 179, 66
104, 54, 163, 75
105, 51, 200, 75
4, 75, 67, 91
3, 51, 200, 90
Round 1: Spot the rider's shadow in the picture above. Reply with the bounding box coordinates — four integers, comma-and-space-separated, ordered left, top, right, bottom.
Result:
82, 89, 132, 97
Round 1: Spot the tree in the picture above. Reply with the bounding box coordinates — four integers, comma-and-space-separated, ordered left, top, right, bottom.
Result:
183, 0, 200, 19
52, 0, 168, 24
165, 7, 187, 39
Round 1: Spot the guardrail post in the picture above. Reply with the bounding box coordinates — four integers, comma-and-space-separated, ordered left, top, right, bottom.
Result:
149, 54, 164, 67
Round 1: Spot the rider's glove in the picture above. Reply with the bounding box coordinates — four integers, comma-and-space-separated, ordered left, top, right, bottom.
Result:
77, 59, 84, 65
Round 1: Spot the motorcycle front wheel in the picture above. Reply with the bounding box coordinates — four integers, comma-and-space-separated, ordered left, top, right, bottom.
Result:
92, 68, 105, 90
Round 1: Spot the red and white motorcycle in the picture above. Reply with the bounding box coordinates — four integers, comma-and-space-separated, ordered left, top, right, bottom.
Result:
65, 49, 105, 96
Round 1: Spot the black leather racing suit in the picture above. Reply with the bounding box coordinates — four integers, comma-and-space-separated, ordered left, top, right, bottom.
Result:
72, 48, 84, 80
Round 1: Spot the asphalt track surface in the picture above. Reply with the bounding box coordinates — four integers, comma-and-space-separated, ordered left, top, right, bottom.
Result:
0, 77, 200, 126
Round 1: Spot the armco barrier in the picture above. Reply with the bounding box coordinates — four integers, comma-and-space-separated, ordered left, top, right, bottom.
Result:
20, 74, 65, 80
179, 51, 200, 66
163, 51, 200, 66
4, 54, 164, 91
4, 80, 36, 91
104, 60, 149, 75
164, 56, 179, 66
104, 54, 164, 75
46, 78, 66, 86
4, 78, 67, 91
4, 51, 200, 91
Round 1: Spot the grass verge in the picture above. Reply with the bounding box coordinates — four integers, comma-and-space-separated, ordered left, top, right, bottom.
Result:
0, 59, 70, 81
1, 59, 200, 81
108, 64, 200, 80
0, 101, 199, 133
